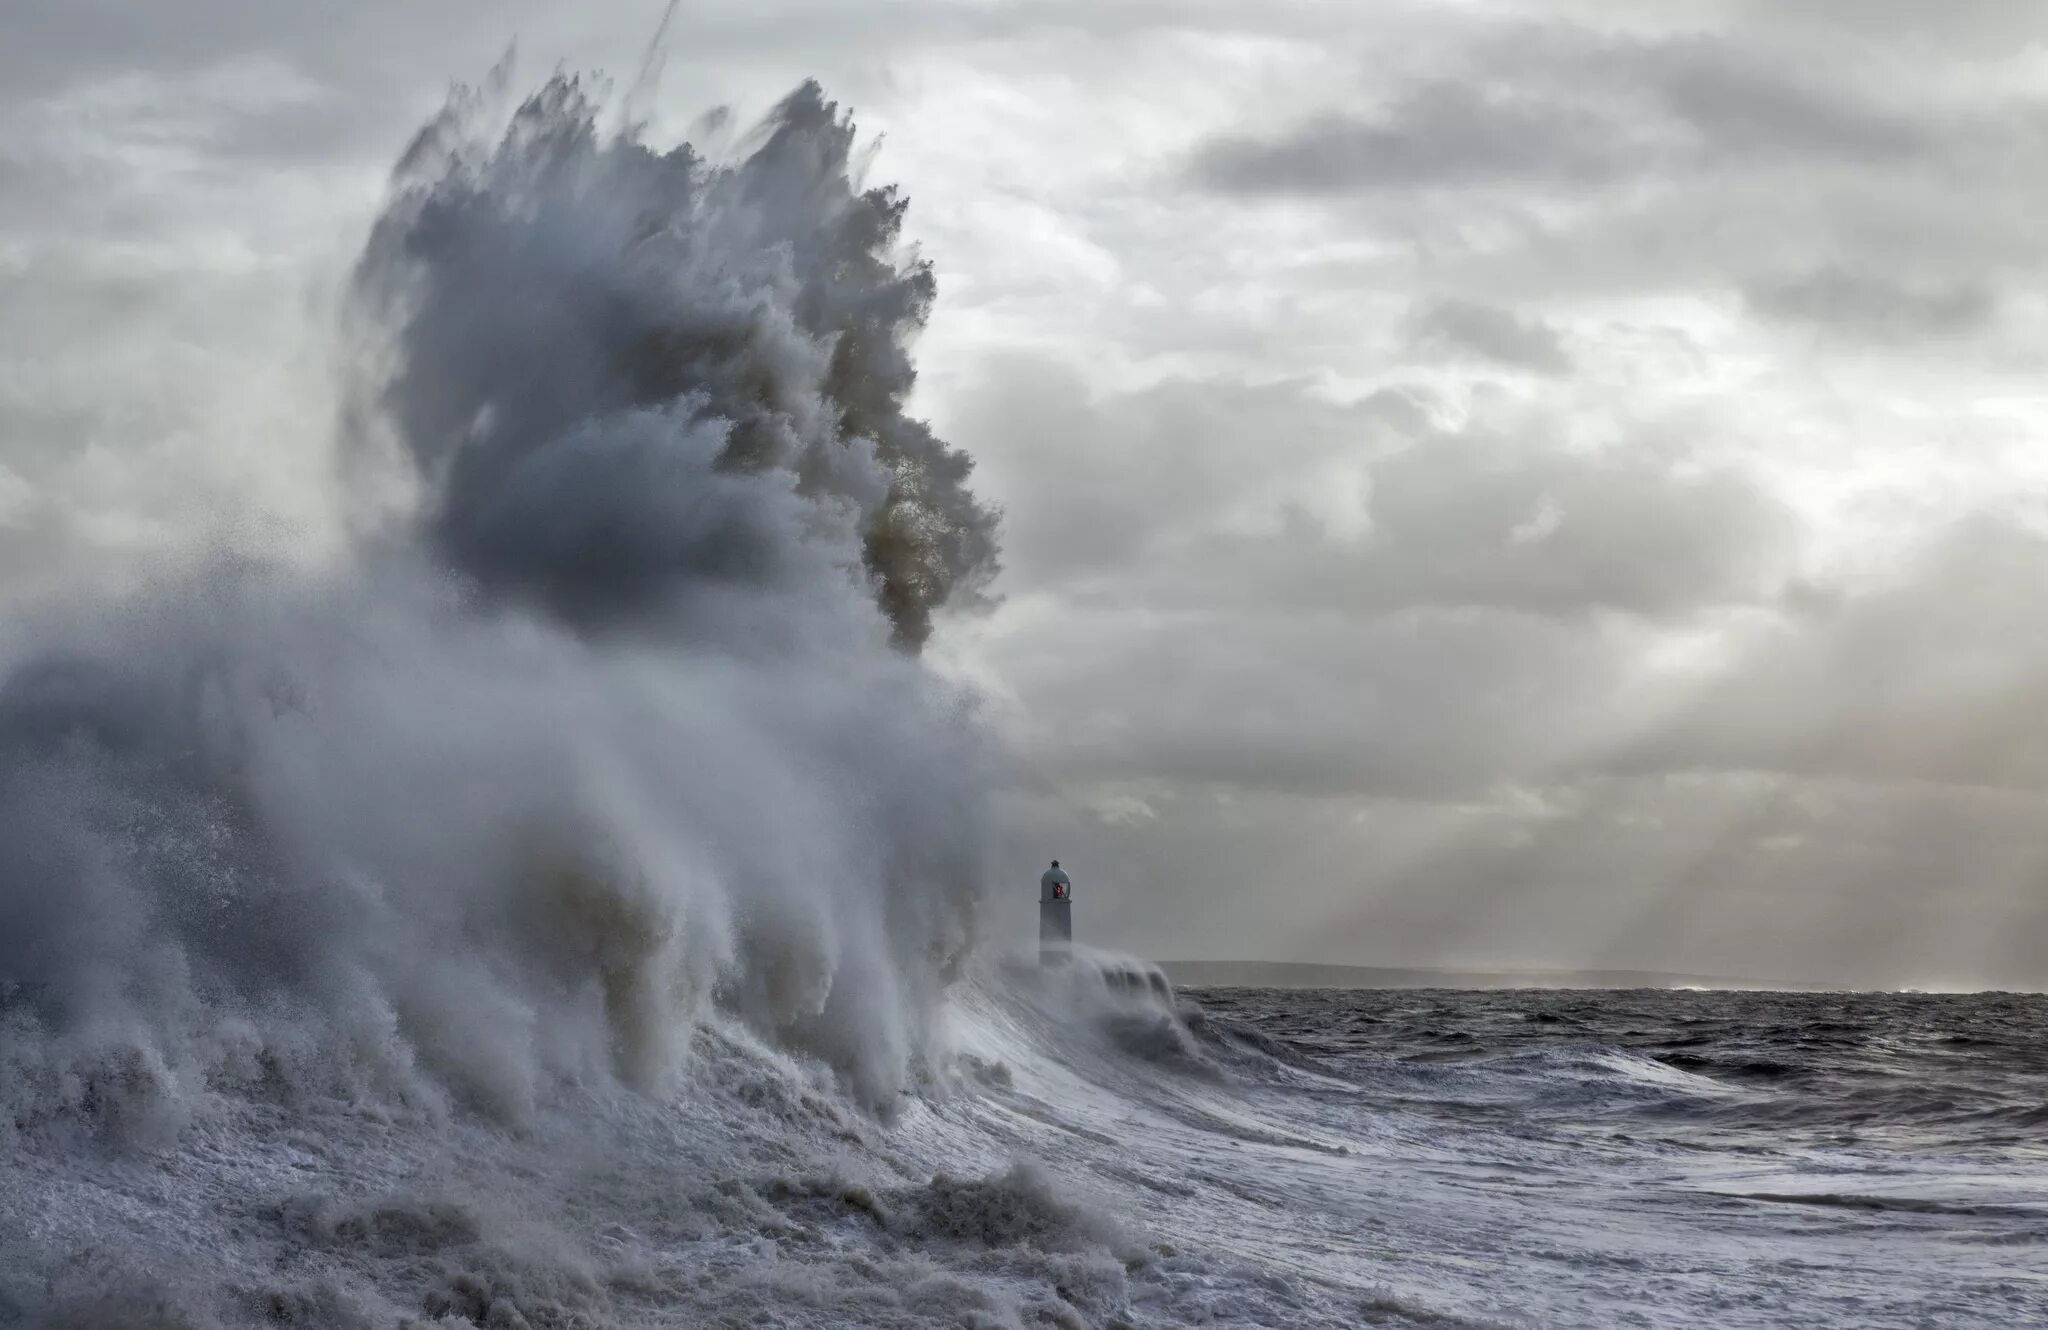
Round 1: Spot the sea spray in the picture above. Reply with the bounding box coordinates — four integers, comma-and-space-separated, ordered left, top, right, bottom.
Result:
0, 70, 1001, 1134
350, 73, 998, 649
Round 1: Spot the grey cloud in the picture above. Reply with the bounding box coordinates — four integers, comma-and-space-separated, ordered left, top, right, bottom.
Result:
960, 357, 2048, 952
1191, 82, 1645, 196
0, 0, 1321, 121
1727, 0, 2048, 52
1188, 25, 1978, 202
946, 358, 1425, 592
1173, 14, 2048, 364
1612, 516, 2048, 792
1744, 268, 1996, 339
1638, 37, 1931, 163
951, 363, 1805, 817
1405, 297, 1571, 374
1000, 604, 1630, 801
1116, 434, 1798, 626
1344, 430, 1796, 618
958, 362, 1794, 624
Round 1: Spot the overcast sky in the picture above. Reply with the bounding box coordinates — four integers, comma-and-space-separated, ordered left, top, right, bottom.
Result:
8, 1, 2048, 987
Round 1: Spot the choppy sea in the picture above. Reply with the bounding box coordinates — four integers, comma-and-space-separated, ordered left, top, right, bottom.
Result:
5, 957, 2042, 1328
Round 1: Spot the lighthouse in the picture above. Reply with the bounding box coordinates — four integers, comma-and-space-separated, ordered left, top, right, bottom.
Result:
1039, 860, 1072, 963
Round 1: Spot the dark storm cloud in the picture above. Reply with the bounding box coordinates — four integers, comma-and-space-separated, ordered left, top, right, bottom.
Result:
1192, 81, 1645, 195
1188, 24, 1982, 200
0, 0, 1306, 119
1744, 269, 1996, 340
1405, 298, 1571, 375
1724, 0, 2048, 50
1644, 39, 1929, 163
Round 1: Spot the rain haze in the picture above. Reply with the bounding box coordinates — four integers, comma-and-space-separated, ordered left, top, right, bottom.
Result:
8, 0, 2048, 990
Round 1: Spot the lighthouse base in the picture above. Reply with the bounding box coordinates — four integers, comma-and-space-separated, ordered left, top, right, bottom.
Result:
1038, 899, 1072, 965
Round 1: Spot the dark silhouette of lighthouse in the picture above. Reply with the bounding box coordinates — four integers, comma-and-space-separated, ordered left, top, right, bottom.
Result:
1039, 860, 1072, 963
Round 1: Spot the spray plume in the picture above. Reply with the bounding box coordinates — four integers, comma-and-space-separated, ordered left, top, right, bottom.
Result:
355, 72, 998, 648
0, 71, 1001, 1129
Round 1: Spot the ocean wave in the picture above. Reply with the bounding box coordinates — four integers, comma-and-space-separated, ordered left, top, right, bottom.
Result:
0, 69, 1004, 1148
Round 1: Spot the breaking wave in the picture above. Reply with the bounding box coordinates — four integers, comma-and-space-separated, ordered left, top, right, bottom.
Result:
0, 69, 999, 1143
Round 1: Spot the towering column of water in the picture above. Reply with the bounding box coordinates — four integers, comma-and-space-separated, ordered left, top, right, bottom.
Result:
1039, 860, 1072, 963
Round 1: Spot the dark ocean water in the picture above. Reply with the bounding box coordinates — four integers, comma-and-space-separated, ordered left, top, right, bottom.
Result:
1188, 987, 2048, 1150
1177, 985, 2048, 1325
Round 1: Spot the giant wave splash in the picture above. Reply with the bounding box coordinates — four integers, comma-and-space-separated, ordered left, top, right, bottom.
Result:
0, 71, 1000, 1142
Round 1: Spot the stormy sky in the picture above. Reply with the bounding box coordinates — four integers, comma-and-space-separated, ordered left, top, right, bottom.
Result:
7, 2, 2048, 988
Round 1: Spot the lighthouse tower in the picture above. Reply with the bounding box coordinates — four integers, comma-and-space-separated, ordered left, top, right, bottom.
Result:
1039, 860, 1072, 963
